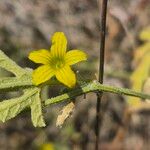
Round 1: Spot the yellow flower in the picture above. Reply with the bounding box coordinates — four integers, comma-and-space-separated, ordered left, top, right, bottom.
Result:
29, 32, 87, 88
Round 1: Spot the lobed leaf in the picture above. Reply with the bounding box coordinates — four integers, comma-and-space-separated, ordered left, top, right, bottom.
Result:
0, 50, 46, 127
0, 88, 37, 122
0, 76, 32, 91
0, 50, 27, 77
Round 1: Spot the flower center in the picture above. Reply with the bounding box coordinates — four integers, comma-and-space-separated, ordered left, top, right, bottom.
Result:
51, 57, 65, 70
55, 61, 64, 69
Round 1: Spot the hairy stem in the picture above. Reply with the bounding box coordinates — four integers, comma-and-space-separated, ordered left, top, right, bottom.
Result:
45, 81, 150, 106
0, 77, 149, 101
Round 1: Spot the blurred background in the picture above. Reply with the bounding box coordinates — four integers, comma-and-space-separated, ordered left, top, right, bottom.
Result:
0, 0, 150, 149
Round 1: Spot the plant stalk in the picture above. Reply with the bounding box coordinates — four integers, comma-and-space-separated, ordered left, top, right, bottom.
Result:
45, 81, 150, 106
96, 0, 108, 149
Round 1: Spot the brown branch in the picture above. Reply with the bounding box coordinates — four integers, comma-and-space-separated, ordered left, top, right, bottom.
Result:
95, 0, 108, 149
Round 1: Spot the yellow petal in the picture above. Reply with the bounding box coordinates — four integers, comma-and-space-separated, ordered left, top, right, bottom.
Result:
29, 49, 51, 64
65, 50, 87, 65
50, 32, 67, 58
55, 66, 76, 88
32, 65, 55, 85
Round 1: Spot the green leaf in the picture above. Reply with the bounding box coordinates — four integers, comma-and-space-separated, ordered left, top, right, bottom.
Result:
0, 50, 46, 127
0, 76, 32, 91
0, 86, 46, 127
0, 88, 37, 122
0, 50, 26, 77
30, 88, 46, 127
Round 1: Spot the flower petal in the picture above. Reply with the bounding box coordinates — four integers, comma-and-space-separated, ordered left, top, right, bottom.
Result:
29, 49, 51, 64
32, 65, 55, 85
55, 66, 76, 88
50, 32, 67, 58
65, 50, 87, 65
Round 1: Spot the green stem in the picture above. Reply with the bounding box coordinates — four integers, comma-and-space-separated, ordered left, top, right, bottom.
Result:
0, 77, 149, 103
45, 80, 150, 106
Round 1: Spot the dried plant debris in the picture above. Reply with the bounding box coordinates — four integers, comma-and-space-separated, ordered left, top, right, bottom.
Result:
56, 101, 75, 128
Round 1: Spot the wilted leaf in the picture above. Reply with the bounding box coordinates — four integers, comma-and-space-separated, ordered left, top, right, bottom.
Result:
56, 101, 75, 128
134, 42, 150, 65
128, 27, 150, 106
128, 53, 150, 106
131, 53, 150, 90
40, 143, 55, 150
143, 78, 150, 103
139, 26, 150, 41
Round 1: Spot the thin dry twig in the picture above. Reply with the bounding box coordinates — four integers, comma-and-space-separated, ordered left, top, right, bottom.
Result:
95, 0, 108, 149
